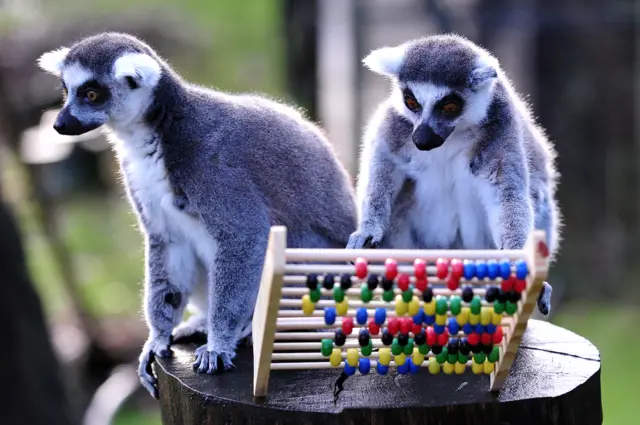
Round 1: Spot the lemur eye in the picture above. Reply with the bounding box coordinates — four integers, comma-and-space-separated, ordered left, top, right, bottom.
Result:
86, 90, 98, 102
441, 101, 461, 116
403, 92, 421, 112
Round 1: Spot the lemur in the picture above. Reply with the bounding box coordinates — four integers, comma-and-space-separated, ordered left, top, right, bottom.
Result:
347, 34, 560, 316
37, 32, 357, 398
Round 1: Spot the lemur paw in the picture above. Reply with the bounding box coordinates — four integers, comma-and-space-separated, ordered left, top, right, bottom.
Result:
172, 315, 207, 343
138, 336, 173, 399
346, 227, 384, 249
537, 281, 553, 316
192, 345, 236, 374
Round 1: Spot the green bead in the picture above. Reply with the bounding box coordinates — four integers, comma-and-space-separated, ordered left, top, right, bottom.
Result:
361, 283, 373, 303
333, 286, 345, 302
450, 296, 462, 315
361, 340, 373, 357
493, 300, 505, 314
458, 353, 469, 364
447, 353, 458, 364
435, 347, 448, 364
505, 301, 517, 315
470, 295, 482, 315
488, 345, 500, 363
321, 339, 333, 357
403, 340, 414, 355
474, 352, 486, 364
435, 295, 448, 314
309, 288, 321, 303
391, 338, 402, 355
402, 289, 413, 303
418, 344, 429, 355
382, 290, 394, 302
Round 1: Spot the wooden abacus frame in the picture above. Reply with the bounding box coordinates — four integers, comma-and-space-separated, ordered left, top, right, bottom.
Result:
252, 226, 549, 397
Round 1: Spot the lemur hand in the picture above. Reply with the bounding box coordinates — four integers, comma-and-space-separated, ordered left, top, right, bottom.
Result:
137, 335, 173, 399
346, 225, 384, 249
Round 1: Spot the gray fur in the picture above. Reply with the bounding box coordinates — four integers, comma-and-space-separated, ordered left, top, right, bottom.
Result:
38, 32, 357, 398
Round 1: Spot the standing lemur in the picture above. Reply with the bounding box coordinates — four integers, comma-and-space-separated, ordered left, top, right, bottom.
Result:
347, 34, 560, 315
37, 32, 357, 398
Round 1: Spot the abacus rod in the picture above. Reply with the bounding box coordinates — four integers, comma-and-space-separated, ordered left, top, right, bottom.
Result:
274, 319, 513, 331
278, 298, 501, 309
272, 341, 504, 351
277, 309, 513, 324
272, 327, 511, 342
269, 360, 480, 370
285, 264, 524, 275
285, 248, 526, 262
280, 287, 491, 296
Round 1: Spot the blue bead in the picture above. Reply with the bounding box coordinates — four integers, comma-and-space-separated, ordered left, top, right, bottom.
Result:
344, 362, 356, 376
476, 261, 488, 279
324, 307, 336, 325
397, 360, 409, 375
356, 307, 368, 325
475, 324, 485, 334
358, 358, 371, 374
434, 324, 445, 334
515, 260, 528, 280
374, 307, 387, 325
424, 314, 435, 325
487, 260, 499, 279
499, 260, 511, 279
463, 260, 476, 280
409, 359, 420, 374
463, 323, 474, 335
486, 324, 497, 334
413, 310, 425, 325
376, 363, 389, 375
447, 317, 460, 334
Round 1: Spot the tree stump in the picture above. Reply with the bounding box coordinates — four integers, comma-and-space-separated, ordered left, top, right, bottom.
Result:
155, 319, 602, 425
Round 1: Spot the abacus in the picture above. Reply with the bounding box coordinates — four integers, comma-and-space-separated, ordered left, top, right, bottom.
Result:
252, 226, 550, 397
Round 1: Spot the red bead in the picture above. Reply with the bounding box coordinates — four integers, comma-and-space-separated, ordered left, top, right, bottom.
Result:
481, 333, 492, 345
451, 259, 464, 279
397, 274, 410, 291
385, 258, 398, 280
342, 317, 354, 335
415, 278, 428, 292
413, 259, 427, 279
400, 317, 412, 335
446, 275, 460, 291
515, 279, 527, 292
436, 258, 449, 279
492, 326, 503, 344
411, 323, 422, 335
501, 276, 516, 292
354, 257, 368, 279
538, 241, 550, 258
387, 318, 399, 335
368, 319, 380, 335
437, 328, 449, 346
426, 327, 437, 346
467, 332, 480, 346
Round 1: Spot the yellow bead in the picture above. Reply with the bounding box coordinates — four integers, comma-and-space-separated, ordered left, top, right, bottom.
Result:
492, 312, 503, 326
469, 313, 480, 325
336, 298, 348, 316
347, 348, 358, 367
412, 347, 425, 365
408, 296, 420, 316
435, 314, 447, 326
378, 348, 391, 366
480, 307, 492, 326
395, 295, 408, 316
472, 360, 484, 375
456, 307, 469, 325
455, 362, 466, 375
330, 348, 342, 366
394, 352, 406, 366
443, 362, 454, 375
302, 295, 314, 316
423, 299, 436, 316
484, 360, 495, 374
428, 357, 440, 374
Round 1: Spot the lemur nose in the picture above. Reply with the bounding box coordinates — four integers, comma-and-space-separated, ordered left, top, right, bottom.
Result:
412, 123, 444, 151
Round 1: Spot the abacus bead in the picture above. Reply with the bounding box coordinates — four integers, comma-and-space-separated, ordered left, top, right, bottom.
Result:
344, 362, 356, 376
475, 324, 484, 334
306, 274, 318, 289
469, 313, 479, 325
395, 352, 407, 366
415, 278, 427, 292
463, 323, 474, 334
323, 273, 335, 290
491, 312, 503, 325
454, 362, 466, 375
367, 274, 379, 290
462, 285, 474, 302
484, 361, 495, 374
424, 314, 435, 325
492, 326, 503, 344
409, 359, 421, 374
309, 288, 321, 303
480, 307, 492, 326
395, 296, 408, 316
457, 307, 470, 325
361, 283, 373, 303
435, 347, 448, 364
447, 353, 458, 364
434, 324, 445, 335
501, 276, 515, 292
412, 310, 425, 325
476, 261, 487, 279
508, 290, 521, 302
414, 330, 426, 346
358, 358, 371, 374
330, 348, 342, 366
486, 324, 496, 334
412, 348, 425, 365
379, 347, 391, 365
472, 360, 484, 375
458, 353, 469, 364
408, 296, 420, 316
398, 333, 409, 346
414, 259, 427, 279
488, 345, 500, 363
506, 301, 517, 315
356, 307, 368, 325
342, 317, 354, 335
447, 317, 460, 335
346, 348, 358, 367
321, 339, 333, 357
493, 301, 506, 314
397, 274, 410, 291
402, 290, 413, 303
374, 307, 387, 325
443, 362, 454, 375
324, 307, 337, 325
481, 333, 492, 346
418, 344, 429, 355
340, 273, 353, 290
435, 314, 447, 326
515, 259, 528, 279
468, 332, 480, 346
447, 275, 460, 291
382, 289, 394, 302
435, 295, 448, 315
426, 327, 437, 346
447, 338, 459, 355
482, 344, 494, 355
451, 259, 464, 279
450, 296, 462, 315
354, 257, 368, 279
470, 295, 482, 314
515, 279, 527, 293
428, 357, 441, 374
391, 339, 402, 355
384, 258, 398, 280
499, 260, 511, 279
358, 329, 370, 347
411, 323, 422, 335
437, 328, 449, 346
381, 277, 394, 291
388, 318, 400, 335
485, 286, 500, 302
423, 299, 436, 316
361, 341, 373, 357
336, 298, 348, 316
302, 295, 314, 316
474, 352, 486, 364
376, 363, 389, 375
487, 259, 499, 279
397, 360, 409, 375
381, 330, 393, 346
423, 287, 434, 303
333, 286, 345, 303
403, 340, 414, 355
497, 289, 509, 303
459, 338, 471, 355
436, 258, 449, 279
463, 260, 476, 280
432, 345, 443, 355
334, 329, 346, 346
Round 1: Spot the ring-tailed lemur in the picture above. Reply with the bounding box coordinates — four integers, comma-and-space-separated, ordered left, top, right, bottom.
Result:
37, 32, 357, 398
347, 34, 560, 315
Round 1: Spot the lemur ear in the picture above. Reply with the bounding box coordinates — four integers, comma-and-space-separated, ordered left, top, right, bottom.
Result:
362, 45, 406, 76
113, 53, 162, 88
468, 65, 498, 90
37, 47, 70, 76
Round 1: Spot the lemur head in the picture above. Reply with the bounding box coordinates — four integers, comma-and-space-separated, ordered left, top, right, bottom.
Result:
364, 34, 500, 151
37, 32, 163, 135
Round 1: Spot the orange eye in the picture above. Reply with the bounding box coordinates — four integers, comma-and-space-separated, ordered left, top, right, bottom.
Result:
86, 90, 98, 102
442, 101, 460, 115
404, 96, 420, 112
